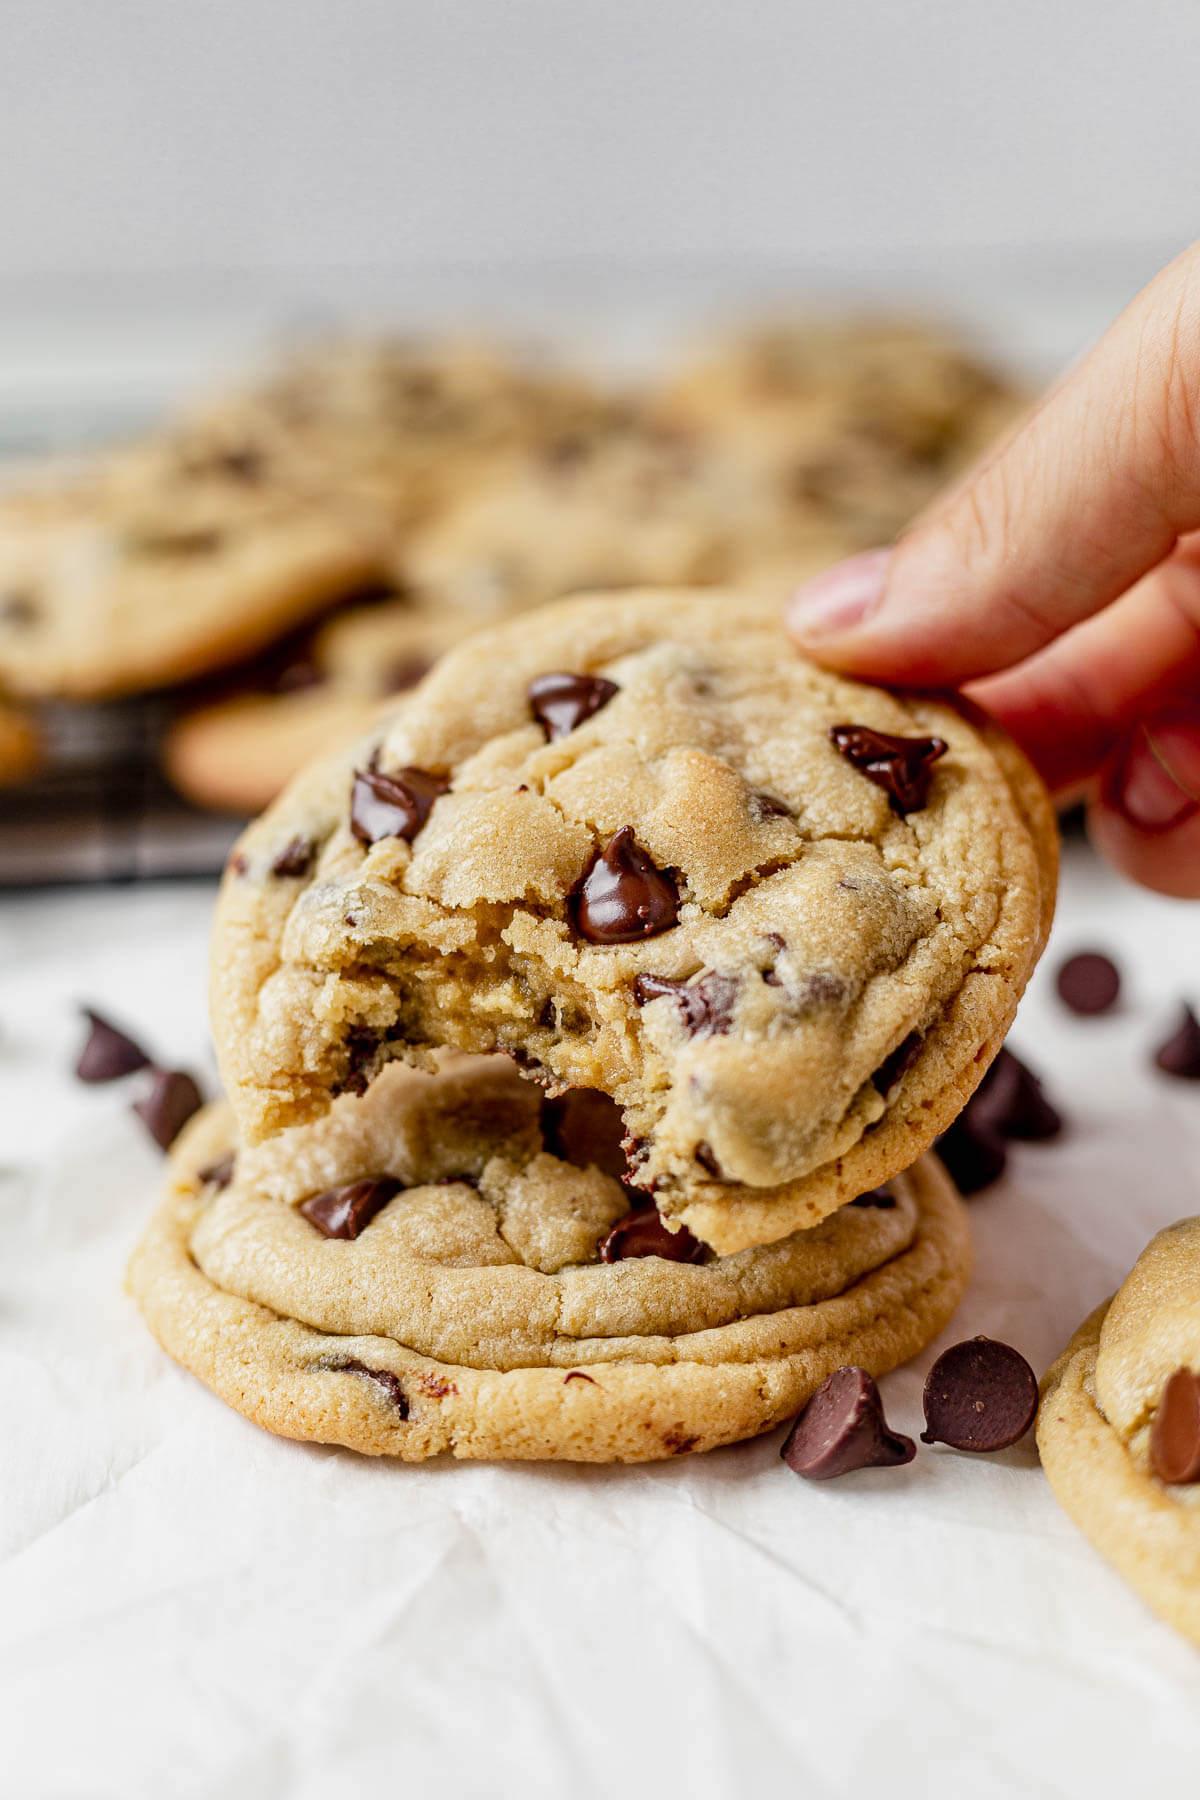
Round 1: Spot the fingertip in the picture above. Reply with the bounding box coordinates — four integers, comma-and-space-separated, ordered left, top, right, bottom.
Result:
1088, 713, 1200, 897
784, 548, 891, 658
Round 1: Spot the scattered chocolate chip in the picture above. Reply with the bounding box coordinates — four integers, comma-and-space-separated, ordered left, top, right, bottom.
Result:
970, 1047, 1063, 1141
0, 590, 38, 626
850, 1186, 897, 1209
1056, 951, 1121, 1017
574, 827, 679, 943
226, 851, 248, 876
542, 1088, 628, 1180
132, 1068, 204, 1152
528, 671, 619, 741
920, 1337, 1038, 1451
829, 724, 948, 813
633, 970, 737, 1037
1154, 1005, 1200, 1079
299, 1176, 401, 1239
1149, 1368, 1200, 1484
600, 1207, 706, 1263
564, 1371, 597, 1385
270, 835, 316, 879
693, 1140, 724, 1178
934, 1111, 1008, 1195
75, 1008, 151, 1083
197, 1153, 235, 1190
873, 1030, 923, 1097
781, 1366, 915, 1480
336, 1359, 409, 1416
350, 765, 449, 845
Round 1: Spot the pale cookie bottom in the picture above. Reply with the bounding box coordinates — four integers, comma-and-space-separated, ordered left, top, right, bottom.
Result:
128, 1124, 970, 1464
1039, 1305, 1200, 1647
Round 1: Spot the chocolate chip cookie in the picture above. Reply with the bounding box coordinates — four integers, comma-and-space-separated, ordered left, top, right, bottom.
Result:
1039, 1219, 1200, 1646
211, 589, 1056, 1253
127, 1056, 970, 1462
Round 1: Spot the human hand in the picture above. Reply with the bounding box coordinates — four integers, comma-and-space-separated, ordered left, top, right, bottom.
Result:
786, 248, 1200, 897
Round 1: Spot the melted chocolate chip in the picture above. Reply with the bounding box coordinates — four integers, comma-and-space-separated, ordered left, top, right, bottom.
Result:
873, 1031, 923, 1097
693, 1140, 724, 1178
748, 791, 791, 822
829, 724, 948, 813
633, 970, 737, 1037
1149, 1367, 1200, 1484
1056, 951, 1121, 1017
541, 1088, 629, 1180
934, 1111, 1008, 1195
132, 1068, 204, 1152
920, 1337, 1038, 1451
270, 835, 316, 879
781, 1366, 915, 1480
528, 671, 619, 741
574, 828, 679, 943
599, 1207, 706, 1264
75, 1008, 151, 1083
1155, 1005, 1200, 1079
971, 1047, 1063, 1141
336, 1359, 409, 1416
850, 1186, 897, 1209
350, 765, 449, 845
198, 1153, 235, 1190
299, 1176, 402, 1239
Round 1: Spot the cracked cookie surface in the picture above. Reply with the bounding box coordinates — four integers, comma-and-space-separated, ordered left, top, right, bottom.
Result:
1039, 1217, 1200, 1646
211, 588, 1056, 1253
127, 1056, 970, 1462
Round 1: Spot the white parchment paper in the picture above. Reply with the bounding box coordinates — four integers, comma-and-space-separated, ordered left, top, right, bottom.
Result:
2, 843, 1200, 1799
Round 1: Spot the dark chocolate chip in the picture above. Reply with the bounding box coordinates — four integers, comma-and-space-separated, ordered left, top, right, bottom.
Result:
75, 1008, 151, 1083
1149, 1367, 1200, 1484
528, 671, 619, 741
132, 1068, 204, 1152
197, 1153, 235, 1190
574, 827, 679, 943
270, 835, 316, 879
599, 1206, 706, 1264
693, 1140, 724, 1178
829, 724, 948, 813
920, 1337, 1038, 1451
934, 1112, 1008, 1195
781, 1366, 916, 1480
541, 1089, 628, 1181
850, 1186, 897, 1209
0, 590, 38, 626
1154, 1005, 1200, 1079
350, 765, 448, 846
564, 1370, 597, 1385
1056, 951, 1121, 1017
971, 1047, 1063, 1141
335, 1359, 409, 1416
633, 970, 737, 1037
299, 1176, 402, 1239
873, 1030, 923, 1097
748, 791, 791, 822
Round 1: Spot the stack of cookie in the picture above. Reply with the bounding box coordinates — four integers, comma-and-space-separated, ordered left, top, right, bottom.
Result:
0, 322, 1023, 822
129, 588, 1058, 1462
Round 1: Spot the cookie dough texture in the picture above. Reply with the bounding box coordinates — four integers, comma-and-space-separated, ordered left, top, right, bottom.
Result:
212, 589, 1056, 1253
127, 1058, 971, 1463
1038, 1218, 1200, 1646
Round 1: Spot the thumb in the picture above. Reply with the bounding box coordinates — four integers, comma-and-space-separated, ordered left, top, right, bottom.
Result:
786, 242, 1200, 685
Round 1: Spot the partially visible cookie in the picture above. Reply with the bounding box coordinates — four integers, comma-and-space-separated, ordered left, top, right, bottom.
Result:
0, 699, 40, 785
127, 1056, 971, 1462
1038, 1219, 1200, 1646
210, 588, 1056, 1253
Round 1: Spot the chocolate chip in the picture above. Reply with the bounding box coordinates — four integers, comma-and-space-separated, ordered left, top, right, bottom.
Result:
920, 1337, 1038, 1451
633, 970, 737, 1037
873, 1030, 923, 1097
1056, 951, 1121, 1016
829, 724, 948, 813
350, 765, 448, 845
132, 1068, 204, 1151
0, 590, 38, 626
270, 835, 316, 879
528, 671, 619, 741
75, 1008, 151, 1083
934, 1111, 1008, 1195
299, 1176, 401, 1239
748, 791, 791, 822
781, 1366, 916, 1480
1149, 1368, 1200, 1484
198, 1153, 235, 1190
599, 1206, 706, 1263
574, 827, 679, 943
1154, 1005, 1200, 1079
850, 1186, 897, 1209
335, 1359, 409, 1416
693, 1140, 723, 1177
564, 1370, 597, 1385
338, 1026, 381, 1097
541, 1089, 628, 1181
226, 851, 248, 876
970, 1047, 1063, 1141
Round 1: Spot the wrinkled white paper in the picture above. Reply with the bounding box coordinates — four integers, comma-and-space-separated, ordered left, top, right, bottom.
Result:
2, 845, 1200, 1800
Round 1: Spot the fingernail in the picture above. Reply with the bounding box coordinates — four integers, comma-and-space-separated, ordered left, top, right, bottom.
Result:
1115, 724, 1200, 834
786, 547, 891, 641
